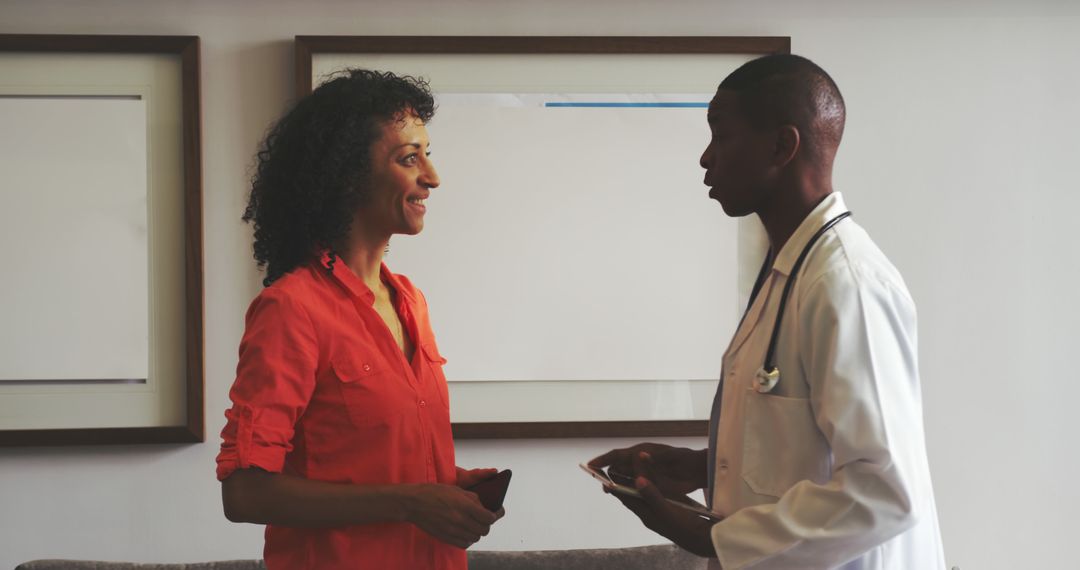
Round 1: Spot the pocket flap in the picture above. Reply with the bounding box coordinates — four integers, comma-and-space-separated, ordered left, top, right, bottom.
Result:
421, 342, 448, 364
331, 356, 381, 383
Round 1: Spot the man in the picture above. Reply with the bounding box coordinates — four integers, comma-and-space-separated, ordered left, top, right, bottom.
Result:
590, 54, 946, 569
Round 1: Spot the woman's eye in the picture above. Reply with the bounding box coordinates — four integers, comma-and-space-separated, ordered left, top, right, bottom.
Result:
401, 154, 418, 165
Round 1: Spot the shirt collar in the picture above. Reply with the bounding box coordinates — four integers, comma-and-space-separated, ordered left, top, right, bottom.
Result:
318, 251, 414, 305
771, 192, 848, 276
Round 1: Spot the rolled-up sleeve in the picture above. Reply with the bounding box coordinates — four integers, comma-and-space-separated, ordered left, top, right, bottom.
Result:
216, 288, 318, 481
711, 267, 922, 568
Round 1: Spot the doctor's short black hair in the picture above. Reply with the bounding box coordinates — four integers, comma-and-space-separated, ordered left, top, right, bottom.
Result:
718, 54, 846, 162
242, 68, 435, 286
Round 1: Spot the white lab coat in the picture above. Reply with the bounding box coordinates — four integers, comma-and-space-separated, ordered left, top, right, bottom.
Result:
706, 193, 946, 569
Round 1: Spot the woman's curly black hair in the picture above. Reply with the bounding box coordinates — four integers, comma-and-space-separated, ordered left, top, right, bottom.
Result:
243, 69, 435, 286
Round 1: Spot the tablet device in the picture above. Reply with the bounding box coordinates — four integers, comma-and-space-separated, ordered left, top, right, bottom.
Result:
466, 469, 512, 512
579, 463, 722, 521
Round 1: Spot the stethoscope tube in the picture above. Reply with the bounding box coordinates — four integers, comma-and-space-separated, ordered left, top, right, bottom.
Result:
751, 211, 852, 393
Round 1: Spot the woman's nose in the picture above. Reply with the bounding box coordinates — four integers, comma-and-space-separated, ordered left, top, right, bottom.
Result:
420, 159, 440, 189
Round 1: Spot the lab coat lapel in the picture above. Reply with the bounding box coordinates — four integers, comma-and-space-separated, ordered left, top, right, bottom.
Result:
726, 271, 775, 358
726, 194, 847, 359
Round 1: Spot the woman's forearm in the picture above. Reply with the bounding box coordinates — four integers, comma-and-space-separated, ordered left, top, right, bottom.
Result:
221, 467, 412, 528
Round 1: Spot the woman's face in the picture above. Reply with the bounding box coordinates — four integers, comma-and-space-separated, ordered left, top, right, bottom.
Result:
357, 111, 440, 238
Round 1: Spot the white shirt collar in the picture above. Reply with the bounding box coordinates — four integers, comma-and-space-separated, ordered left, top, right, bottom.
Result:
771, 192, 848, 276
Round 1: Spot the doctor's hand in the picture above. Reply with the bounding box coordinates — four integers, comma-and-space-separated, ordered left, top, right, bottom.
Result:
610, 454, 717, 559
589, 443, 707, 497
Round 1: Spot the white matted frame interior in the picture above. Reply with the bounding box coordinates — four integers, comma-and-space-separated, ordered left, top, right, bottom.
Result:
0, 35, 203, 446
300, 37, 786, 438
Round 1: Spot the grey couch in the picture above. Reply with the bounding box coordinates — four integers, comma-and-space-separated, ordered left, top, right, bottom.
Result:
16, 544, 709, 570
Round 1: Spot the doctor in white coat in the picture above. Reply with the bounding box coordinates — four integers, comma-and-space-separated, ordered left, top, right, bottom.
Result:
590, 54, 946, 569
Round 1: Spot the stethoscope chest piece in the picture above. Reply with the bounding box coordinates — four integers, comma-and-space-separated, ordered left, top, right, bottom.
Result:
754, 367, 780, 393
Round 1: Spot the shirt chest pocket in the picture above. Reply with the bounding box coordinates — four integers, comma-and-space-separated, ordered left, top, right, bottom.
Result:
331, 355, 413, 428
741, 390, 831, 498
418, 342, 451, 409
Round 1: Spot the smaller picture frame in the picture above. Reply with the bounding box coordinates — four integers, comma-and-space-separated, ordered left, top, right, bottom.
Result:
0, 35, 204, 446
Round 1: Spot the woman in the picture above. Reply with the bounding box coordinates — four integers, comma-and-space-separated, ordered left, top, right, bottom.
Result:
217, 69, 501, 570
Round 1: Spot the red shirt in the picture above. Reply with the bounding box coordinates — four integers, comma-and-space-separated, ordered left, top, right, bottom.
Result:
216, 256, 464, 570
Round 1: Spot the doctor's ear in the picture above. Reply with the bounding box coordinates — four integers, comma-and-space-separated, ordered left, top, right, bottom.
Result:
772, 125, 800, 168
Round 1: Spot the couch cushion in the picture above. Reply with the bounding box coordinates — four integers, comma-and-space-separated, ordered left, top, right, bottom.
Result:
17, 544, 707, 570
467, 544, 708, 570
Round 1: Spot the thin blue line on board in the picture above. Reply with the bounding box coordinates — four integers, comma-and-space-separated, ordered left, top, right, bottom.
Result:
544, 102, 709, 108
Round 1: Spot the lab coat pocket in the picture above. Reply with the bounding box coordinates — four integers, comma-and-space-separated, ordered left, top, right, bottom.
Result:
741, 390, 830, 498
331, 356, 408, 428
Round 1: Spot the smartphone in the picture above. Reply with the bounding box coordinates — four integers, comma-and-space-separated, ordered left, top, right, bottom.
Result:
607, 468, 636, 487
579, 463, 722, 521
581, 463, 633, 492
466, 469, 512, 512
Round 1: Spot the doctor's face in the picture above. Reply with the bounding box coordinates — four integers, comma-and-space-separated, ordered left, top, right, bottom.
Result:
699, 90, 775, 217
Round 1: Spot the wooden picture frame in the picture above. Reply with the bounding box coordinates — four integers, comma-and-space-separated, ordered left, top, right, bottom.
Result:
0, 34, 203, 446
295, 36, 788, 439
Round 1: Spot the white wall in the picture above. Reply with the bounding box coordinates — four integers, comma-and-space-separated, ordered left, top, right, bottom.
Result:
2, 1, 1078, 569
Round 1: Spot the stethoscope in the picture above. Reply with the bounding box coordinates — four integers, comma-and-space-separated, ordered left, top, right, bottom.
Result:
748, 211, 852, 393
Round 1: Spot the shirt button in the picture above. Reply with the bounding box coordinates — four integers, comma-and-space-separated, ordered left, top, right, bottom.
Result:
362, 364, 371, 372
419, 400, 426, 407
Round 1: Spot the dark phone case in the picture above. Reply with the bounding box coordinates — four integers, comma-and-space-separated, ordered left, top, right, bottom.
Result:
466, 469, 512, 512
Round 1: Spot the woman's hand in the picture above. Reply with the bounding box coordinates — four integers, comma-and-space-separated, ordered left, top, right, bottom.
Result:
456, 467, 499, 489
402, 483, 501, 549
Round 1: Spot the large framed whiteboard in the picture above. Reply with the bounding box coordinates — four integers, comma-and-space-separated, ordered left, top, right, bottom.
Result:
296, 36, 786, 438
0, 35, 203, 446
